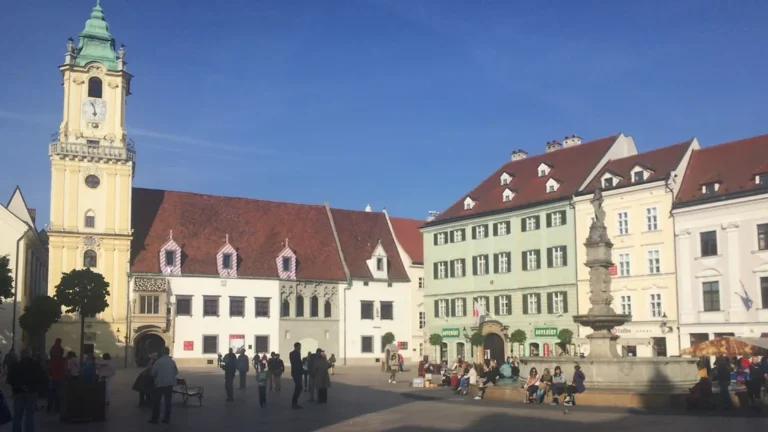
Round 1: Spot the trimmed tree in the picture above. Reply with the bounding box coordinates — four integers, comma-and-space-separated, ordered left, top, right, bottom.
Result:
19, 295, 63, 352
0, 255, 14, 304
469, 331, 485, 347
557, 329, 574, 355
382, 332, 396, 347
428, 333, 443, 361
54, 269, 110, 360
509, 329, 527, 356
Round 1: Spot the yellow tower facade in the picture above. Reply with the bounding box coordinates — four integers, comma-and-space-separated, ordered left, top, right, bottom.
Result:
47, 1, 134, 358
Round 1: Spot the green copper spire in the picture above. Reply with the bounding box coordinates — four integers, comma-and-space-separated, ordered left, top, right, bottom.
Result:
73, 0, 119, 71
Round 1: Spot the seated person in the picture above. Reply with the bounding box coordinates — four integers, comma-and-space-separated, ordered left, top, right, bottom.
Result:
510, 356, 521, 380
550, 366, 567, 405
564, 365, 585, 406
686, 377, 714, 410
536, 368, 553, 403
524, 368, 540, 403
474, 361, 500, 400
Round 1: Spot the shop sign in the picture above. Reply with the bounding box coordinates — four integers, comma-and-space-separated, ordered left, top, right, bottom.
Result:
441, 328, 461, 338
533, 327, 558, 337
183, 341, 194, 351
229, 334, 245, 352
397, 341, 409, 350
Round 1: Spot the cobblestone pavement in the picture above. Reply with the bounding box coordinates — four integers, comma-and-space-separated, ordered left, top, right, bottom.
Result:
4, 366, 765, 432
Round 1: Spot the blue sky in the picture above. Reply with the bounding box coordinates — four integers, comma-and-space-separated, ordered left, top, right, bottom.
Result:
1, 0, 766, 228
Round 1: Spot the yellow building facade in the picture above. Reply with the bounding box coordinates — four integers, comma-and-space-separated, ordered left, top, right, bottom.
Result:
46, 2, 134, 361
574, 140, 697, 357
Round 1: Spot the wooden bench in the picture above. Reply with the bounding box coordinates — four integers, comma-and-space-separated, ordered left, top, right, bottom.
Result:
172, 378, 204, 406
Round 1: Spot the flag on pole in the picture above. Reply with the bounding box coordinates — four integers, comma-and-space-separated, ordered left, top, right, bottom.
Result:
473, 301, 480, 325
738, 281, 753, 311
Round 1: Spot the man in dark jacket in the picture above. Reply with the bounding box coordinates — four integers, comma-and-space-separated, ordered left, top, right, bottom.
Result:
222, 348, 237, 402
289, 343, 303, 409
7, 349, 43, 432
306, 351, 317, 402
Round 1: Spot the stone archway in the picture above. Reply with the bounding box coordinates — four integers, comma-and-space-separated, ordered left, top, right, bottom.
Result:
478, 320, 509, 364
134, 332, 166, 367
484, 333, 505, 365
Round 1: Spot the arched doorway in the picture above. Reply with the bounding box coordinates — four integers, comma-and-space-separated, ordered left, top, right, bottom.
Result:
529, 342, 540, 357
135, 333, 166, 367
483, 333, 504, 365
456, 342, 465, 361
440, 342, 448, 362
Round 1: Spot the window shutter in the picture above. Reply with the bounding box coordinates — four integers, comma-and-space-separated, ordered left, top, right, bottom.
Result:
493, 223, 498, 236
561, 291, 569, 313
472, 256, 478, 275
547, 247, 553, 268
561, 210, 567, 225
433, 262, 438, 279
461, 259, 467, 276
546, 213, 552, 228
534, 293, 542, 314
521, 251, 528, 271
434, 300, 439, 318
535, 250, 541, 268
506, 295, 512, 314
562, 246, 568, 266
483, 224, 489, 236
484, 296, 490, 312
433, 233, 438, 245
521, 218, 527, 232
449, 231, 454, 243
450, 298, 456, 317
460, 228, 466, 240
463, 298, 469, 316
506, 252, 512, 271
534, 215, 540, 229
493, 253, 499, 274
522, 295, 529, 315
547, 292, 554, 314
471, 226, 477, 240
494, 296, 500, 316
449, 261, 455, 278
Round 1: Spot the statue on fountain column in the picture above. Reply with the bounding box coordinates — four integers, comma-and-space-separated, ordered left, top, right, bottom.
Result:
591, 188, 605, 224
588, 189, 611, 244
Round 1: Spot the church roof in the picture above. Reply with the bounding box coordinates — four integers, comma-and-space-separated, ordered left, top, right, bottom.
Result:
72, 1, 120, 71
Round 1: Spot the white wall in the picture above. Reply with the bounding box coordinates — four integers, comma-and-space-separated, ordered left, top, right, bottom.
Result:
168, 277, 280, 360
674, 193, 768, 349
341, 280, 413, 365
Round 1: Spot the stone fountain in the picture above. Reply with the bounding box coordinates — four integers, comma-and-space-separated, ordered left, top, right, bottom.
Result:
507, 190, 699, 407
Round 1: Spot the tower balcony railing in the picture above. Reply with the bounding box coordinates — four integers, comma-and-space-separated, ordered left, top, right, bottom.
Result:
49, 137, 136, 163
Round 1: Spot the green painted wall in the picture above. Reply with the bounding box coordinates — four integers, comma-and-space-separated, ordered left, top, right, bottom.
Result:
421, 200, 580, 360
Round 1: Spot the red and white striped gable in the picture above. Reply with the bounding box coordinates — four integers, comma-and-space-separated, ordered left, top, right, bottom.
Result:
275, 238, 297, 280
159, 230, 182, 275
217, 235, 238, 278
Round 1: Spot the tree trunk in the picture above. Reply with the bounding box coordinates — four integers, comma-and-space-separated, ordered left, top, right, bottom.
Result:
80, 315, 85, 363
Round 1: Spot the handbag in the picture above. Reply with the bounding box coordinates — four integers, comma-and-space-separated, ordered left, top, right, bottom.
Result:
0, 390, 12, 426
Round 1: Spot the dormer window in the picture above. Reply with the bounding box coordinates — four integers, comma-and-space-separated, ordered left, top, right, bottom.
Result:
376, 257, 384, 271
537, 163, 552, 177
500, 172, 514, 186
603, 177, 614, 188
159, 231, 182, 276
756, 173, 767, 186
463, 197, 476, 210
502, 188, 515, 203
702, 183, 717, 194
216, 235, 238, 278
545, 178, 560, 194
276, 239, 297, 280
633, 171, 645, 182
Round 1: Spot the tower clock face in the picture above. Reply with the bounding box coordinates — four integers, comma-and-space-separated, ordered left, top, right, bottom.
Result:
82, 99, 107, 122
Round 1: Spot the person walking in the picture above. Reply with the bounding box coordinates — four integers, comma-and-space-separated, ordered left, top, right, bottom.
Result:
7, 349, 43, 432
46, 340, 66, 414
267, 353, 277, 391
314, 350, 332, 404
237, 350, 249, 390
306, 351, 317, 402
222, 348, 237, 402
302, 352, 310, 391
97, 353, 116, 405
256, 361, 269, 407
289, 343, 303, 409
329, 354, 336, 375
148, 347, 177, 424
388, 353, 400, 383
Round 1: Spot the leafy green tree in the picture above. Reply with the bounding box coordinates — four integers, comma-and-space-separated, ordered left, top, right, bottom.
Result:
428, 333, 443, 347
509, 329, 527, 344
0, 255, 14, 304
382, 332, 396, 347
557, 329, 574, 354
469, 331, 485, 347
19, 295, 63, 351
54, 269, 110, 360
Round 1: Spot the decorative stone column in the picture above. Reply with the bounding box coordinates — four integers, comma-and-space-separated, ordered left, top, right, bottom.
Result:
675, 229, 696, 324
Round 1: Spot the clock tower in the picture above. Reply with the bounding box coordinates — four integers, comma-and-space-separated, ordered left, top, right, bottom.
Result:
48, 0, 134, 357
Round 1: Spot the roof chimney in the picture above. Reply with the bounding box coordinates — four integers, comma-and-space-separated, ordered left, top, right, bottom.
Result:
546, 140, 562, 153
364, 204, 372, 212
426, 210, 440, 222
563, 135, 582, 147
510, 149, 528, 161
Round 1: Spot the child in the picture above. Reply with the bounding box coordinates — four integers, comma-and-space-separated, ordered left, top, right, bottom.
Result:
256, 361, 269, 407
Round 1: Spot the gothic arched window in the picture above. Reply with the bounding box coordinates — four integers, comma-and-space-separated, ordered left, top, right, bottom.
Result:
295, 295, 304, 317
310, 295, 319, 318
324, 299, 332, 318
281, 299, 290, 318
83, 249, 97, 268
88, 77, 103, 99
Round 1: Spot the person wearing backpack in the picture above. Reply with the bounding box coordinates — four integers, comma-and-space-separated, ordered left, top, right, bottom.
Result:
237, 350, 249, 390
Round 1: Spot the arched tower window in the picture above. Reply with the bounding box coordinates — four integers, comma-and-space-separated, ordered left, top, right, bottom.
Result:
84, 210, 95, 228
281, 299, 290, 318
324, 299, 332, 318
88, 77, 103, 98
295, 295, 305, 317
83, 249, 97, 268
310, 295, 319, 318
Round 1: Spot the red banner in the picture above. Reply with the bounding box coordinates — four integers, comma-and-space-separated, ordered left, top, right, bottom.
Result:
609, 265, 617, 276
183, 341, 194, 351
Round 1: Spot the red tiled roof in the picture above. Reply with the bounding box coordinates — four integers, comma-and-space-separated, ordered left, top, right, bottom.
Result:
389, 217, 424, 265
130, 188, 347, 281
581, 140, 692, 194
431, 135, 620, 223
676, 134, 768, 205
330, 209, 410, 281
